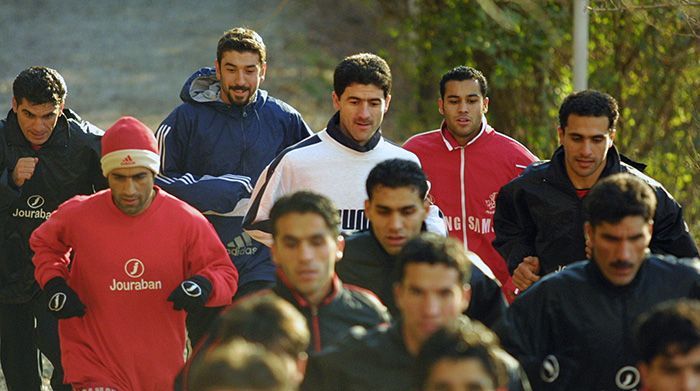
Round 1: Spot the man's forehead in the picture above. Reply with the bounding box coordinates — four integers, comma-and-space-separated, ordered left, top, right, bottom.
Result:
109, 167, 153, 177
369, 185, 423, 203
220, 50, 263, 66
402, 263, 461, 286
275, 213, 334, 238
17, 99, 61, 114
443, 79, 482, 96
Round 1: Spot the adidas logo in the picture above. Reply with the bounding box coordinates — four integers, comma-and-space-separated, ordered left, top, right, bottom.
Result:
120, 155, 136, 166
227, 232, 258, 257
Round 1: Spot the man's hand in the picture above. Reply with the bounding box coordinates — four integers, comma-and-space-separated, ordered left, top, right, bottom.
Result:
512, 256, 540, 292
585, 235, 592, 259
12, 157, 38, 187
44, 277, 86, 319
167, 275, 212, 313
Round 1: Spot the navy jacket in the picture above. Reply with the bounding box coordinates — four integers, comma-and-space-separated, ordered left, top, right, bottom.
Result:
338, 229, 507, 329
497, 256, 700, 390
494, 145, 698, 275
155, 67, 312, 286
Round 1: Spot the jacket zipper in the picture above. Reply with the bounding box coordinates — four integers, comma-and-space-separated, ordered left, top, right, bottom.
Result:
460, 147, 468, 248
311, 306, 321, 352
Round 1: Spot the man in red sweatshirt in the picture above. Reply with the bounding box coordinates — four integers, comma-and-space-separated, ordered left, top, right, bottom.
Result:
30, 116, 238, 391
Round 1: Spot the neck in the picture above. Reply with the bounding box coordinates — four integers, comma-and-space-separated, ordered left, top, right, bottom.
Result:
402, 328, 421, 356
304, 279, 333, 307
566, 161, 606, 189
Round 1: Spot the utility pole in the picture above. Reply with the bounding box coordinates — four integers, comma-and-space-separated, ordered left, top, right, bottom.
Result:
573, 0, 589, 90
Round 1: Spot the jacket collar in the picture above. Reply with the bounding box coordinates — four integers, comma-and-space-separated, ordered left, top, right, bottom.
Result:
274, 268, 342, 308
326, 111, 382, 152
439, 114, 488, 151
547, 144, 623, 190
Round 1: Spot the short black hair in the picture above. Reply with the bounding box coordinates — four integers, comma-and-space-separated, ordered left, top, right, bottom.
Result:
270, 191, 340, 238
190, 338, 293, 391
365, 159, 429, 200
13, 66, 67, 106
396, 233, 472, 286
334, 53, 392, 98
217, 27, 267, 64
217, 294, 309, 358
415, 318, 508, 390
635, 299, 700, 364
583, 173, 657, 227
559, 89, 619, 131
439, 66, 488, 98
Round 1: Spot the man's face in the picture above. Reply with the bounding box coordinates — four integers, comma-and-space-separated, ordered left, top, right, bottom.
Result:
12, 97, 63, 146
271, 212, 343, 304
215, 50, 266, 106
585, 216, 652, 286
365, 185, 429, 256
438, 79, 489, 145
394, 263, 470, 354
557, 114, 615, 188
108, 167, 156, 216
424, 358, 495, 391
641, 346, 700, 391
332, 83, 391, 146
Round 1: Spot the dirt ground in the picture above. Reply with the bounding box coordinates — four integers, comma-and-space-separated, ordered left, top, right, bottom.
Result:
0, 0, 348, 133
0, 0, 393, 388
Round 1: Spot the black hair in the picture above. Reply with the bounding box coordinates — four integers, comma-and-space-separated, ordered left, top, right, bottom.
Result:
270, 191, 340, 238
13, 66, 66, 106
365, 158, 429, 200
415, 318, 508, 390
635, 299, 700, 364
333, 53, 392, 98
559, 89, 619, 131
396, 233, 472, 286
217, 27, 267, 64
217, 294, 309, 358
583, 173, 656, 227
439, 66, 488, 98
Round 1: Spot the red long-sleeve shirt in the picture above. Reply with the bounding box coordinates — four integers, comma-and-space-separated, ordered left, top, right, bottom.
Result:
31, 188, 237, 390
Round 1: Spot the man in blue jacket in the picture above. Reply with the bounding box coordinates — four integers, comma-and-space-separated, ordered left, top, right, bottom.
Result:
154, 27, 312, 343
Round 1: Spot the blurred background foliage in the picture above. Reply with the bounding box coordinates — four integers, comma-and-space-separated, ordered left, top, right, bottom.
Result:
358, 0, 700, 240
1, 0, 697, 239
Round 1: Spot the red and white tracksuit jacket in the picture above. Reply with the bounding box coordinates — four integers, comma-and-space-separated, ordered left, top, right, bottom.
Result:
404, 118, 537, 296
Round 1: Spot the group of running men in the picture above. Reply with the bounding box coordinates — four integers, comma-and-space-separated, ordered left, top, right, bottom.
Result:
0, 26, 699, 391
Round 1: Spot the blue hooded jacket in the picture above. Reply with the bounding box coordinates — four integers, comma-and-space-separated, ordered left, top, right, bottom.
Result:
155, 67, 312, 287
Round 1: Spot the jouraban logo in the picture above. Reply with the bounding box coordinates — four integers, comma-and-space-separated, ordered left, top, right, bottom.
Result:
124, 258, 145, 278
110, 258, 162, 292
27, 195, 45, 209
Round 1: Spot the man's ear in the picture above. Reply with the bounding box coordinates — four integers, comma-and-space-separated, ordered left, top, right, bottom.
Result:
393, 282, 403, 312
461, 283, 472, 312
437, 98, 444, 116
584, 222, 593, 242
270, 242, 280, 266
557, 127, 565, 146
384, 94, 392, 113
259, 62, 267, 81
332, 91, 341, 111
11, 97, 17, 113
214, 59, 222, 80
